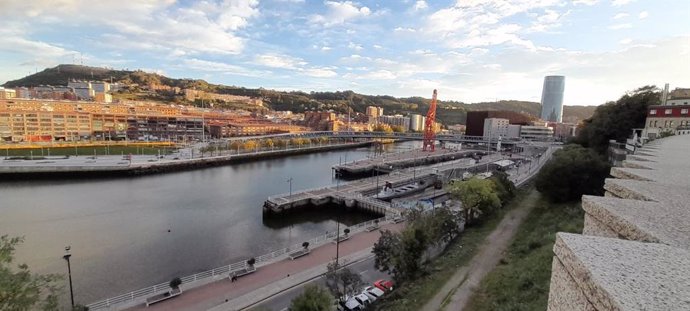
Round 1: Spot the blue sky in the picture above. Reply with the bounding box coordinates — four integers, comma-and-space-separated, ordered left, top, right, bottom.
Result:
1, 0, 688, 105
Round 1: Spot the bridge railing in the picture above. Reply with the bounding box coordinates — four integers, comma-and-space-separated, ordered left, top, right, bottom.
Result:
87, 213, 395, 310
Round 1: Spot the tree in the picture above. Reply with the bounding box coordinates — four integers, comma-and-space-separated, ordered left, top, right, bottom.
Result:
373, 124, 393, 133
372, 230, 401, 277
573, 86, 660, 154
324, 262, 363, 299
535, 144, 610, 203
448, 178, 501, 226
169, 277, 182, 290
0, 235, 62, 311
289, 284, 334, 311
302, 242, 310, 250
229, 141, 242, 151
246, 257, 256, 267
391, 125, 406, 133
488, 171, 516, 205
343, 228, 350, 237
243, 140, 257, 151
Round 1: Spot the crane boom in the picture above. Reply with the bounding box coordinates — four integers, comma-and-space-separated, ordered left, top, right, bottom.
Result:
423, 89, 437, 152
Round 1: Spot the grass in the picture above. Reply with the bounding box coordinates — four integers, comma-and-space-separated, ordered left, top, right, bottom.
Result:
371, 185, 537, 311
464, 197, 584, 311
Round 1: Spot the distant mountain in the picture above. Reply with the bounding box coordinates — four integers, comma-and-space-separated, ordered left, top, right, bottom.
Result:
3, 65, 596, 125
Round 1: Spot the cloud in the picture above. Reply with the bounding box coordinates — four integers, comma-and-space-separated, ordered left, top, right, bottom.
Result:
309, 1, 372, 27
0, 0, 260, 57
613, 12, 629, 19
612, 0, 634, 6
618, 38, 632, 44
413, 1, 428, 11
348, 42, 364, 51
573, 0, 598, 5
638, 11, 648, 19
180, 58, 266, 77
608, 23, 633, 30
255, 53, 306, 69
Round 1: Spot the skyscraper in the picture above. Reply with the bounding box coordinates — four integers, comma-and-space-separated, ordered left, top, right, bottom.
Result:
540, 75, 565, 123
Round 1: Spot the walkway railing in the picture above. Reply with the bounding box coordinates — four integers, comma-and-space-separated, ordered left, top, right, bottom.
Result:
86, 214, 395, 310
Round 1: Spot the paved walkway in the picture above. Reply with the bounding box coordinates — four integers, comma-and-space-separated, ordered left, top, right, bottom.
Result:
421, 189, 540, 311
126, 223, 404, 311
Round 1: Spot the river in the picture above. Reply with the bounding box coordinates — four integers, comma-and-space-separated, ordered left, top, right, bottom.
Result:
0, 141, 419, 304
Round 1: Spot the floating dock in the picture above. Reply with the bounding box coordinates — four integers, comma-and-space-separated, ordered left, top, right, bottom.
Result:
264, 152, 504, 217
332, 148, 484, 178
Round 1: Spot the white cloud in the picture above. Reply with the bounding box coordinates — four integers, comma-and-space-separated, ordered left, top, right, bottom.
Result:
618, 38, 632, 44
613, 12, 629, 19
302, 68, 338, 78
373, 44, 383, 49
255, 53, 306, 69
321, 46, 333, 51
573, 0, 599, 5
608, 23, 633, 30
612, 0, 634, 7
638, 11, 648, 19
344, 70, 397, 80
413, 1, 428, 11
181, 58, 267, 77
348, 42, 364, 51
394, 27, 416, 32
309, 1, 372, 27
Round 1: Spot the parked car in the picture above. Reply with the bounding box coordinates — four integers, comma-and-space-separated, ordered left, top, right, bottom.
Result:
340, 296, 363, 311
374, 279, 394, 292
364, 286, 385, 299
354, 293, 371, 306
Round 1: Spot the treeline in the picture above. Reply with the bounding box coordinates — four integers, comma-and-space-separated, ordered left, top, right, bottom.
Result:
536, 86, 660, 202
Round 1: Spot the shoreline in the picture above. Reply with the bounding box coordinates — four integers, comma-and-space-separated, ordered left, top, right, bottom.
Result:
0, 141, 373, 180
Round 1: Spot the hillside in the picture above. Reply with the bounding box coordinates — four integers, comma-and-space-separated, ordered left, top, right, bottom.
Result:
3, 65, 596, 124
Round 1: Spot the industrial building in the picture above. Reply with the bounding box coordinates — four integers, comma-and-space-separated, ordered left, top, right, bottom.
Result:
465, 111, 534, 136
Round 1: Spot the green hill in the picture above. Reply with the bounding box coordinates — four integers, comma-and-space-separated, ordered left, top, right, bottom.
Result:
2, 65, 596, 125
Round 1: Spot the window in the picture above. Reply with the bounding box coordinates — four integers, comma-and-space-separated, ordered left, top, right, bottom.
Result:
682, 109, 689, 115
650, 109, 657, 115
665, 109, 673, 115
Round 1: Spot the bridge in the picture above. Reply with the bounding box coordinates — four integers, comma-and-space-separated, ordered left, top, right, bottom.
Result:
224, 131, 521, 145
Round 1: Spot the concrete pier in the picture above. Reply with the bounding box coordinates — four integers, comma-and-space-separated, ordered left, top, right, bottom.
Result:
333, 148, 484, 178
264, 153, 505, 217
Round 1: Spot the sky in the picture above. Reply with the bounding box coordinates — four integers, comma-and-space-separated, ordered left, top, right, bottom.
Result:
0, 0, 688, 106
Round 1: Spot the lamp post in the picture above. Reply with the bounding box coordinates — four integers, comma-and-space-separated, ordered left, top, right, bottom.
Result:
287, 177, 293, 199
63, 246, 75, 309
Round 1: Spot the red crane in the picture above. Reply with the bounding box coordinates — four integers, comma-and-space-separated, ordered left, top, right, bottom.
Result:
423, 89, 438, 152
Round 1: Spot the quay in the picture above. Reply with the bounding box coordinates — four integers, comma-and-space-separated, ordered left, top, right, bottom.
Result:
0, 141, 372, 179
333, 148, 484, 177
263, 151, 508, 217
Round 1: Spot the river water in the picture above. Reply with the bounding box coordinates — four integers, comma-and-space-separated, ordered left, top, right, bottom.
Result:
0, 141, 419, 304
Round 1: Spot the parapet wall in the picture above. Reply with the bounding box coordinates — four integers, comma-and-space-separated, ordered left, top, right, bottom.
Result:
547, 135, 690, 311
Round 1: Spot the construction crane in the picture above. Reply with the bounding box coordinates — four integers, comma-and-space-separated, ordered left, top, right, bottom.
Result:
422, 89, 438, 152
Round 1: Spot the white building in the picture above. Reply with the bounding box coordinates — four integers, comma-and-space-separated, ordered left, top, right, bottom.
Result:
483, 118, 509, 138
409, 114, 425, 132
507, 124, 522, 139
91, 81, 111, 93
378, 115, 410, 131
520, 125, 554, 140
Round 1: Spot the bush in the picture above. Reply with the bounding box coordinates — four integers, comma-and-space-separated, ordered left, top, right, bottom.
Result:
169, 277, 182, 289
535, 144, 610, 203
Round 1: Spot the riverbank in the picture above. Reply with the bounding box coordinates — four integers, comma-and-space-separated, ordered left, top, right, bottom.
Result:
0, 141, 373, 180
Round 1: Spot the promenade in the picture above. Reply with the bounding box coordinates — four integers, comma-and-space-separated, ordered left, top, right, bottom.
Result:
125, 222, 405, 311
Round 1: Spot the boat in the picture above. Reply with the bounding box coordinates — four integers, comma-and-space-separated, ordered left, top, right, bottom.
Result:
375, 180, 429, 201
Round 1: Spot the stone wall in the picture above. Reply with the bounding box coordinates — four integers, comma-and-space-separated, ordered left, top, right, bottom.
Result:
546, 135, 690, 310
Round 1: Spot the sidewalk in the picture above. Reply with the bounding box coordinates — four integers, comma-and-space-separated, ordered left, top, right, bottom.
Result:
126, 223, 403, 311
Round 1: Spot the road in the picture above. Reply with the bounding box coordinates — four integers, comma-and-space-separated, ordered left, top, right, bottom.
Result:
249, 256, 389, 311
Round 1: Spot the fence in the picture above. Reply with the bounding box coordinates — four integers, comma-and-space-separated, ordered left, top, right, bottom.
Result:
86, 214, 394, 310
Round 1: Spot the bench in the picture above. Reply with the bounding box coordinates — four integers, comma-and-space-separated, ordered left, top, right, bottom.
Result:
288, 249, 311, 260
332, 235, 351, 244
229, 266, 256, 280
392, 217, 405, 224
145, 288, 181, 307
366, 225, 380, 232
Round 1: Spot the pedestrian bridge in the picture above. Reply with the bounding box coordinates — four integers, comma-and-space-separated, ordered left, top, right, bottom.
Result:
226, 131, 520, 145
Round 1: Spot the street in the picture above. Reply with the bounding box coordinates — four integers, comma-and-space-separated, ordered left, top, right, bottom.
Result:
249, 256, 389, 311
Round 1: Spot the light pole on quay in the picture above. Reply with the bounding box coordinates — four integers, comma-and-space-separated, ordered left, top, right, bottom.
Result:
63, 246, 75, 309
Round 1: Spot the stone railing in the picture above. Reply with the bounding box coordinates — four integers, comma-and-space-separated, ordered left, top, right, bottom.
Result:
546, 135, 690, 311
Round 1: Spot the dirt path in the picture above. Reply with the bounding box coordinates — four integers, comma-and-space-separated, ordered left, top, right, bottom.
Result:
421, 189, 540, 311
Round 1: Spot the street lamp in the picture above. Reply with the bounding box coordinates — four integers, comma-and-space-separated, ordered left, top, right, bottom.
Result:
63, 246, 75, 309
287, 177, 293, 199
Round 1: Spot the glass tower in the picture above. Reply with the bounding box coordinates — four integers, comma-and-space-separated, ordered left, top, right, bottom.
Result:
540, 76, 565, 122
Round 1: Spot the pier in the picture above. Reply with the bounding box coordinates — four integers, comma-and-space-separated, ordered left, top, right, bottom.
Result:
264, 152, 506, 217
332, 148, 484, 177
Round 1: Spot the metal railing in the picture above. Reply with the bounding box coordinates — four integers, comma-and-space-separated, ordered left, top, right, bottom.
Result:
86, 214, 393, 310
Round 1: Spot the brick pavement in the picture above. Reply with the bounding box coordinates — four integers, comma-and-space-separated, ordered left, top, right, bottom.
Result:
126, 223, 404, 311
